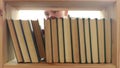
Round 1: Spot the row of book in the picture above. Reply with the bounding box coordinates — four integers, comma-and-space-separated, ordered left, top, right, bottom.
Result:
44, 18, 112, 63
7, 20, 45, 63
7, 18, 112, 64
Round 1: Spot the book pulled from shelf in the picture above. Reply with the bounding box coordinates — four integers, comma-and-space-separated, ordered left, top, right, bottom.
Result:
31, 20, 45, 60
7, 19, 45, 63
44, 18, 112, 64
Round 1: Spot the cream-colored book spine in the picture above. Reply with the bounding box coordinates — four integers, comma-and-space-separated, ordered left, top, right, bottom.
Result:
84, 18, 91, 63
90, 19, 98, 63
104, 19, 112, 63
97, 19, 105, 63
58, 18, 65, 63
13, 20, 31, 62
44, 19, 52, 63
51, 19, 59, 63
64, 18, 72, 62
78, 19, 86, 63
71, 18, 79, 63
7, 19, 23, 62
22, 20, 39, 62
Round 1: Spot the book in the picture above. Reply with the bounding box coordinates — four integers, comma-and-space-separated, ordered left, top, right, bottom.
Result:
31, 20, 45, 59
63, 18, 72, 62
104, 19, 112, 63
44, 19, 53, 63
58, 18, 65, 63
84, 18, 92, 63
22, 20, 40, 63
13, 20, 31, 62
51, 19, 59, 63
78, 18, 87, 63
89, 19, 98, 63
7, 19, 23, 63
97, 19, 105, 63
44, 18, 112, 64
71, 18, 79, 63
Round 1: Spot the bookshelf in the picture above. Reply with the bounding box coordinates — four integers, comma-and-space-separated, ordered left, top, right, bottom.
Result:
0, 0, 120, 68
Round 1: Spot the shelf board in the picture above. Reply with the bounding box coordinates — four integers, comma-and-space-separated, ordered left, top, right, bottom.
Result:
4, 64, 116, 68
4, 0, 116, 2
5, 1, 115, 10
4, 63, 116, 68
4, 59, 116, 68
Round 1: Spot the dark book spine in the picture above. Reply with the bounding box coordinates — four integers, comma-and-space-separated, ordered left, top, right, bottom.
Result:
103, 18, 106, 63
50, 19, 53, 63
69, 18, 74, 63
88, 18, 93, 63
76, 18, 81, 63
82, 18, 87, 63
56, 18, 60, 63
95, 18, 100, 63
110, 18, 112, 63
62, 18, 66, 63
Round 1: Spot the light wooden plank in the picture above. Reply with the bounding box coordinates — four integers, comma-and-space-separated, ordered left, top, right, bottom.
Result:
112, 0, 120, 67
0, 0, 7, 67
5, 1, 115, 10
0, 16, 4, 68
4, 0, 115, 2
116, 0, 120, 68
4, 60, 115, 68
4, 64, 115, 68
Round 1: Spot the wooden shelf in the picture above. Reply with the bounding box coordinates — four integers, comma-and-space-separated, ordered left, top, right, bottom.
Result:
5, 0, 115, 10
0, 0, 119, 68
4, 60, 116, 68
4, 64, 116, 68
4, 0, 116, 2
